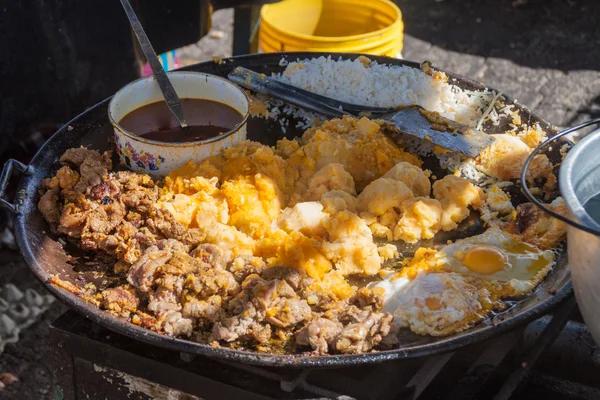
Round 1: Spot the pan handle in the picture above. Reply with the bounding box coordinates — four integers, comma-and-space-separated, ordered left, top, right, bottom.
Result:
0, 159, 29, 214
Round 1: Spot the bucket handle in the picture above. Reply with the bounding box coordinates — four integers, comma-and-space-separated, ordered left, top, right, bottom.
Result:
521, 118, 600, 235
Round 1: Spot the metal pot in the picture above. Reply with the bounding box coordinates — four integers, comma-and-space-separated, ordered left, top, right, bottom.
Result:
523, 119, 600, 345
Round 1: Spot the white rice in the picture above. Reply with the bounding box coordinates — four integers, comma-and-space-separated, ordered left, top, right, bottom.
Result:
253, 56, 527, 180
273, 56, 494, 128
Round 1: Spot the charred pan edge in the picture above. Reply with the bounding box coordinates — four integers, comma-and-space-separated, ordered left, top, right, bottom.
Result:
13, 52, 572, 368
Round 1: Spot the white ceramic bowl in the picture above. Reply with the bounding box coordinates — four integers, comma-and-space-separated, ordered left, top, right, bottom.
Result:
108, 71, 249, 176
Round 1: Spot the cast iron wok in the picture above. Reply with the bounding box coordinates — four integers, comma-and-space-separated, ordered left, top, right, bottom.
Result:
0, 52, 572, 367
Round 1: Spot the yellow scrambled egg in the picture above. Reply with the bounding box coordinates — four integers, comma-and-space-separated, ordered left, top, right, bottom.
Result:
156, 116, 509, 305
155, 117, 427, 298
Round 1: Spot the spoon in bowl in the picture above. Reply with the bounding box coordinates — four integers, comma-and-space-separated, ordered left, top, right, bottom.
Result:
119, 0, 187, 128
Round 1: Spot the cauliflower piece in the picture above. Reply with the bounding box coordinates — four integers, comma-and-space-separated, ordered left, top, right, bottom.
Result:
321, 211, 381, 276
358, 178, 413, 216
383, 162, 431, 197
320, 190, 358, 215
278, 202, 328, 237
433, 175, 484, 231
393, 197, 443, 243
304, 163, 356, 201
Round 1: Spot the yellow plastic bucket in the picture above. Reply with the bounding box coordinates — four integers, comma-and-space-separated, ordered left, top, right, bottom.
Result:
259, 0, 403, 57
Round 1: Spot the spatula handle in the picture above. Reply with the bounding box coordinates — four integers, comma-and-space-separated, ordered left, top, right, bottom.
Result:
120, 0, 187, 128
228, 67, 351, 119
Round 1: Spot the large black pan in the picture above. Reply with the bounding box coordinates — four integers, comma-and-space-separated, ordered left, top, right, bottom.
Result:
1, 52, 572, 367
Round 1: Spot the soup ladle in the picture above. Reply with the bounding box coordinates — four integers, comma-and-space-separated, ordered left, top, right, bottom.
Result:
119, 0, 188, 128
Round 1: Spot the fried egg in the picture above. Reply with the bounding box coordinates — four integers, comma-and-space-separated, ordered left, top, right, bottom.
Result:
438, 227, 555, 297
370, 272, 491, 336
369, 227, 555, 336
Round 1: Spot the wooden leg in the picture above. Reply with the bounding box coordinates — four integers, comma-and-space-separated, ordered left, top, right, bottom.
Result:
233, 5, 262, 55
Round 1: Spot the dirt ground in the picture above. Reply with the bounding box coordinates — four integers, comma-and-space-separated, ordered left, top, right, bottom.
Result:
1, 1, 599, 398
177, 8, 234, 66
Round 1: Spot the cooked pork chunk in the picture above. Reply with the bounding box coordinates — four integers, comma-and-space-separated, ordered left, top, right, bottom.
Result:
38, 187, 61, 224
190, 243, 230, 268
332, 308, 398, 354
296, 318, 343, 354
260, 266, 312, 291
212, 303, 266, 342
185, 266, 239, 298
72, 151, 112, 193
182, 299, 222, 323
159, 310, 193, 336
127, 240, 183, 292
227, 256, 266, 282
251, 279, 311, 328
56, 166, 80, 190
101, 286, 140, 317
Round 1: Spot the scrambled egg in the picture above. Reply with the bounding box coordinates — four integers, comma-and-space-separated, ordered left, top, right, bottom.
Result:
303, 163, 356, 202
474, 134, 554, 186
159, 117, 415, 285
433, 175, 485, 231
358, 178, 413, 216
394, 197, 443, 243
475, 134, 531, 180
155, 115, 563, 339
382, 162, 431, 197
284, 117, 422, 193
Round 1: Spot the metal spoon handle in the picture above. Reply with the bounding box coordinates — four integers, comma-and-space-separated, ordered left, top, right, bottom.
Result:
228, 67, 351, 119
120, 0, 187, 128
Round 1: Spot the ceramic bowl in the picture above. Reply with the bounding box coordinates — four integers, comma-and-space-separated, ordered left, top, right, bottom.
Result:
108, 71, 249, 176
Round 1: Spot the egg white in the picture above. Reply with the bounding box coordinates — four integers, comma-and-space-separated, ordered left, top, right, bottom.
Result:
370, 271, 490, 336
369, 227, 555, 336
439, 227, 554, 283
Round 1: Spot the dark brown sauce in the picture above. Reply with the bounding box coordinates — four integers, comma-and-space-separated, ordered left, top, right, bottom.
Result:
118, 98, 243, 143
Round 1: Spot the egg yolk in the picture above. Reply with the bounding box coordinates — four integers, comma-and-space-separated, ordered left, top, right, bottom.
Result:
425, 297, 443, 310
462, 246, 508, 274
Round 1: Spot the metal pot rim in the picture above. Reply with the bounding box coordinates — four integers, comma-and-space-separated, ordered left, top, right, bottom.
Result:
559, 127, 600, 235
107, 71, 250, 147
522, 118, 600, 236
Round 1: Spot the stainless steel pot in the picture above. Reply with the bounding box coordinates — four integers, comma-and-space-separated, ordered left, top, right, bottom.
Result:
523, 119, 600, 345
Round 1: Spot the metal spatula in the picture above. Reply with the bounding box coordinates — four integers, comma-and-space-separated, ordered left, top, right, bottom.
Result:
228, 67, 495, 158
